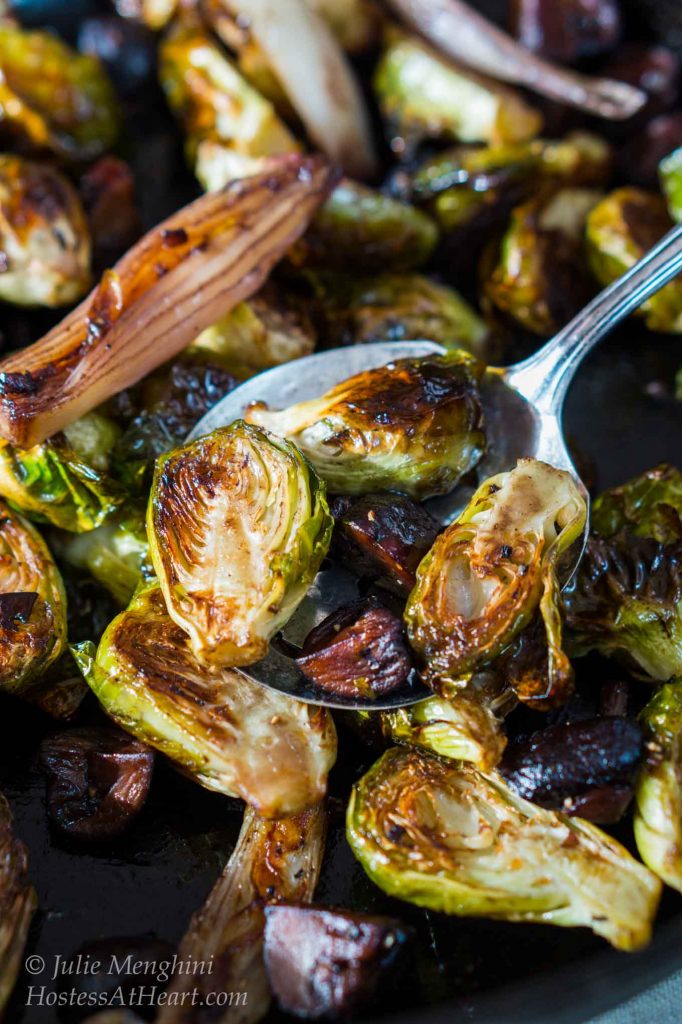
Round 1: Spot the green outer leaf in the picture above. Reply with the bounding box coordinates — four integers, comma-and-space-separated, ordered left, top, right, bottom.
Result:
634, 680, 682, 892
660, 147, 682, 224
347, 746, 661, 951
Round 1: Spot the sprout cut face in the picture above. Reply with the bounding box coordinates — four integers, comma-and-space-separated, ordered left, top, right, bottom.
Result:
148, 421, 333, 667
78, 585, 336, 818
246, 352, 486, 500
405, 459, 586, 683
347, 747, 661, 952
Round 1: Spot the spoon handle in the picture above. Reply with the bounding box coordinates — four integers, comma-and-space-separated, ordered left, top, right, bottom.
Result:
505, 221, 682, 415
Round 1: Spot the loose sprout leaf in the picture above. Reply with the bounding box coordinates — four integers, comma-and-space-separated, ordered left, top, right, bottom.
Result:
347, 747, 661, 952
586, 187, 682, 333
246, 352, 486, 500
0, 155, 91, 308
77, 585, 336, 817
0, 792, 37, 1016
0, 21, 120, 161
0, 412, 124, 533
405, 458, 586, 683
634, 680, 682, 892
0, 498, 67, 697
148, 421, 333, 668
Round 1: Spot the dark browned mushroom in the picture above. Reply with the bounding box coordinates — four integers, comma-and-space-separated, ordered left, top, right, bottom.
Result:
509, 0, 622, 63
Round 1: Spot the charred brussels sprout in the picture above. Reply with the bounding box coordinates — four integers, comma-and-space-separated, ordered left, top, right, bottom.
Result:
148, 421, 333, 667
485, 188, 602, 336
0, 412, 124, 532
565, 465, 682, 681
405, 459, 586, 683
374, 30, 542, 154
246, 352, 485, 500
0, 792, 36, 1016
586, 188, 682, 333
290, 180, 438, 273
0, 499, 66, 697
347, 747, 661, 951
0, 21, 119, 161
0, 154, 91, 308
78, 585, 336, 817
159, 18, 299, 181
307, 272, 489, 357
660, 147, 682, 223
52, 506, 152, 606
634, 681, 682, 892
188, 284, 316, 373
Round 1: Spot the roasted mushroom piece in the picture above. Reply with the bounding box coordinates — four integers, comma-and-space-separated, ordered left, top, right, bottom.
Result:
509, 0, 622, 63
76, 585, 336, 817
246, 352, 486, 500
148, 421, 333, 668
39, 727, 154, 842
405, 458, 586, 685
264, 904, 409, 1019
347, 746, 661, 951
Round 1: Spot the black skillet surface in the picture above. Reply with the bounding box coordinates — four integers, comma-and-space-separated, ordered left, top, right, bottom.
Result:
1, 2, 682, 1023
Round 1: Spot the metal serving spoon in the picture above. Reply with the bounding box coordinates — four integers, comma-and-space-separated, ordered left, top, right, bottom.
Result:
190, 221, 682, 710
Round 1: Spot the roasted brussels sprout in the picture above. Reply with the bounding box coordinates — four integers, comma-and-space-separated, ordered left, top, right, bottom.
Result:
383, 685, 508, 771
148, 421, 332, 668
159, 17, 299, 180
586, 187, 682, 333
0, 154, 91, 308
405, 459, 586, 684
347, 747, 661, 951
660, 146, 682, 223
246, 352, 485, 500
52, 506, 152, 606
0, 498, 67, 698
0, 792, 36, 1017
634, 681, 682, 892
0, 412, 124, 532
485, 187, 602, 336
565, 465, 682, 680
112, 358, 239, 492
78, 585, 337, 817
188, 283, 316, 373
289, 180, 438, 273
264, 904, 409, 1019
0, 21, 120, 160
39, 727, 154, 842
374, 30, 542, 154
158, 803, 326, 1020
306, 272, 489, 357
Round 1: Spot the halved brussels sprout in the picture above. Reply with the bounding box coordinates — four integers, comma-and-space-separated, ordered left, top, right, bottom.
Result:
660, 147, 682, 223
634, 680, 682, 892
0, 498, 66, 697
159, 17, 299, 178
0, 154, 91, 308
373, 30, 542, 153
0, 21, 120, 161
565, 465, 682, 681
148, 421, 333, 667
405, 459, 586, 683
53, 506, 152, 606
586, 187, 682, 333
485, 187, 602, 336
77, 584, 336, 817
305, 271, 489, 357
383, 683, 509, 771
246, 352, 485, 500
289, 180, 439, 273
347, 746, 661, 951
188, 283, 316, 373
0, 792, 37, 1016
0, 412, 124, 532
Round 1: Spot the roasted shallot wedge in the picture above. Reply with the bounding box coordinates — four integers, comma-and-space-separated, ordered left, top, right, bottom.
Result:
387, 0, 646, 121
0, 156, 338, 448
